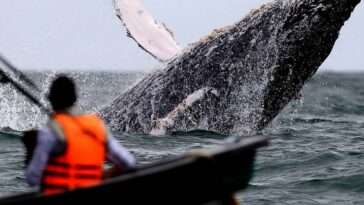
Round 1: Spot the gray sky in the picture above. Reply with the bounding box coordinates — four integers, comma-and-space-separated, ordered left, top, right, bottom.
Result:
0, 0, 363, 72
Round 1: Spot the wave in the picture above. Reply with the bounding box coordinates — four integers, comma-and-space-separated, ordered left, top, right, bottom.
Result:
294, 173, 364, 192
170, 129, 227, 138
0, 127, 22, 138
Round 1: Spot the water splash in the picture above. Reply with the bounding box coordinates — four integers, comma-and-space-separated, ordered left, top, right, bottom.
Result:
0, 71, 55, 130
0, 71, 144, 131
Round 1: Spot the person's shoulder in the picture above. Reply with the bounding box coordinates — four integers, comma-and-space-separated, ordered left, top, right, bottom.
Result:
82, 113, 106, 123
37, 124, 58, 144
76, 111, 100, 118
38, 124, 53, 136
76, 113, 108, 131
46, 119, 66, 143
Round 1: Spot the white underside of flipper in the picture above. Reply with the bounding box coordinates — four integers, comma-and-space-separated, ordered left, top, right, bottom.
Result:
113, 0, 182, 61
150, 88, 219, 136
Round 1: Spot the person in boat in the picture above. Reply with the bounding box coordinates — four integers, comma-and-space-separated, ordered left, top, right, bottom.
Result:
25, 74, 135, 195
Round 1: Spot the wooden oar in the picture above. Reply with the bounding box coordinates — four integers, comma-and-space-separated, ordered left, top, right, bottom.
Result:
0, 68, 51, 115
0, 53, 41, 92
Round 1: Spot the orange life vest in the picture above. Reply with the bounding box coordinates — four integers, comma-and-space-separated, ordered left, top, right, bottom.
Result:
42, 113, 107, 195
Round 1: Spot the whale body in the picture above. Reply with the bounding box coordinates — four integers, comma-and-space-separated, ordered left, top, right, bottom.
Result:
100, 0, 361, 135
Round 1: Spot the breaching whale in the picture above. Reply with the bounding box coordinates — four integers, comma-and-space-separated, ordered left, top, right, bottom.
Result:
100, 0, 361, 135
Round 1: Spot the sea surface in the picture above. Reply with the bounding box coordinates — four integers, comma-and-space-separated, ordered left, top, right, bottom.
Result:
0, 71, 363, 204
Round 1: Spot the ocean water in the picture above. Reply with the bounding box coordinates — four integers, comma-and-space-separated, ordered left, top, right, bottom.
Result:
0, 71, 363, 204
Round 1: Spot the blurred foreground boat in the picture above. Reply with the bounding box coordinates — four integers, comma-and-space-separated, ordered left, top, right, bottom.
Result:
0, 136, 268, 205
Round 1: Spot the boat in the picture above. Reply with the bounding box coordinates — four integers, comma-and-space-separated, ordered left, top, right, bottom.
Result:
0, 136, 268, 205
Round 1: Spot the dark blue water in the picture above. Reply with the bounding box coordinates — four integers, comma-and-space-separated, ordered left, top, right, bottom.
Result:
0, 72, 363, 204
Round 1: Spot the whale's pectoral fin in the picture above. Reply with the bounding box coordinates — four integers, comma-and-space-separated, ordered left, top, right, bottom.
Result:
150, 87, 220, 136
113, 0, 182, 62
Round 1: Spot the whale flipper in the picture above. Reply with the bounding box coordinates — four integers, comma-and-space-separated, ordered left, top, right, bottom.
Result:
113, 0, 182, 61
150, 88, 220, 135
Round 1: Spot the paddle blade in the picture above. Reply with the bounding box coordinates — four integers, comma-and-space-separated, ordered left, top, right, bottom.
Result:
113, 0, 182, 62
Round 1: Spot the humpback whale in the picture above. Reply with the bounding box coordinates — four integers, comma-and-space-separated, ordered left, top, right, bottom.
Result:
100, 0, 361, 135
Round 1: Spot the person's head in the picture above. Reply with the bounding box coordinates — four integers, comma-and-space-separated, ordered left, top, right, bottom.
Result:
48, 74, 77, 111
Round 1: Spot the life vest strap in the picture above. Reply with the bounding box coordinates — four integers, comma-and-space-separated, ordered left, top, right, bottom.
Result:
75, 174, 102, 179
44, 170, 69, 178
75, 164, 101, 170
48, 159, 102, 170
48, 159, 69, 168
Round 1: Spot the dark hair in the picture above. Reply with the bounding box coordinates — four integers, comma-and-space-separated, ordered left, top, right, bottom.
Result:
48, 74, 77, 110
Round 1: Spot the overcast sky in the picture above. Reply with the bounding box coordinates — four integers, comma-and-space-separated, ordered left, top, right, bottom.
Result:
0, 0, 363, 72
